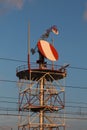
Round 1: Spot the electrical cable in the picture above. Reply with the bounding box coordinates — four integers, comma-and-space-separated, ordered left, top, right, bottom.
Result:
0, 57, 87, 71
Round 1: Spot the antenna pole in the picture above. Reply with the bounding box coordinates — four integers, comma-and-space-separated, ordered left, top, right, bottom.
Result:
28, 22, 30, 71
52, 38, 54, 70
28, 22, 31, 128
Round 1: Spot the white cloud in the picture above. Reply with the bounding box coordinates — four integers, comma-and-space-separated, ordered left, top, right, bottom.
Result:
83, 10, 87, 21
83, 2, 87, 22
8, 0, 24, 9
0, 0, 24, 9
0, 0, 33, 14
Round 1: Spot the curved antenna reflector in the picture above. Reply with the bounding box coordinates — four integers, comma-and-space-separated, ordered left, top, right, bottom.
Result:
37, 40, 59, 61
51, 25, 59, 35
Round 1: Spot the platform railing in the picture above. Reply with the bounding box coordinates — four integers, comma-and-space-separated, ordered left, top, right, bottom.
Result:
16, 62, 60, 73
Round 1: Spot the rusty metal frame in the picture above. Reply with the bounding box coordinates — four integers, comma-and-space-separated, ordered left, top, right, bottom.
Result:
17, 68, 66, 130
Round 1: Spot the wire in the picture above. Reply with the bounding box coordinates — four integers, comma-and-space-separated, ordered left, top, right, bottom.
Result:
0, 78, 87, 90
0, 113, 87, 120
0, 102, 87, 111
0, 96, 18, 100
0, 57, 87, 71
0, 57, 26, 63
68, 66, 87, 71
65, 85, 87, 89
0, 100, 18, 104
0, 79, 16, 83
0, 97, 87, 106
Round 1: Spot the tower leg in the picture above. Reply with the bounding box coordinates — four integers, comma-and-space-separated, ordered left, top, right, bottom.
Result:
40, 78, 44, 130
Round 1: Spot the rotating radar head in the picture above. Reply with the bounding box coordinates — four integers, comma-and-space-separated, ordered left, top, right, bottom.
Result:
31, 25, 59, 64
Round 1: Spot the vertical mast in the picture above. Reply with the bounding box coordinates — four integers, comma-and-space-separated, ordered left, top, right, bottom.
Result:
28, 22, 30, 72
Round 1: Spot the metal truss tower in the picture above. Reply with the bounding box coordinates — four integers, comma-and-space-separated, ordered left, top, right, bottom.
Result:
16, 62, 67, 130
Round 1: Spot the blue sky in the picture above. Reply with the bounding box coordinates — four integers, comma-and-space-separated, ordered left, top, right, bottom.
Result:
0, 0, 87, 130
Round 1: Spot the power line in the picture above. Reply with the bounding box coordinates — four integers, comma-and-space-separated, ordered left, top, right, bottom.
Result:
0, 96, 18, 100
0, 100, 18, 104
0, 97, 86, 106
0, 79, 87, 90
0, 57, 87, 71
0, 79, 16, 83
65, 85, 87, 89
66, 101, 87, 105
0, 113, 87, 121
0, 57, 26, 63
68, 66, 87, 71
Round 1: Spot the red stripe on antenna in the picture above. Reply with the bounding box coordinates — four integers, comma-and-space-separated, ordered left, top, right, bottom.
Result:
37, 40, 46, 57
49, 44, 59, 60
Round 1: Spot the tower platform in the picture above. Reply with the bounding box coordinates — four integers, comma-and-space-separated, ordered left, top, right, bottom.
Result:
20, 104, 64, 112
16, 63, 67, 81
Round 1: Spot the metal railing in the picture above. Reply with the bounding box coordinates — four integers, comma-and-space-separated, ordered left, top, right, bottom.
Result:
16, 62, 60, 73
